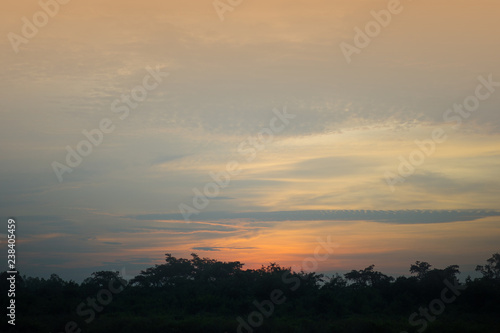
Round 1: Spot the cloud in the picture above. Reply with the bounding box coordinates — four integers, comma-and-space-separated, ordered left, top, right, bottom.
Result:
1, 0, 500, 283
192, 246, 258, 252
408, 171, 491, 194
211, 196, 236, 200
192, 247, 221, 252
151, 154, 190, 165
128, 209, 500, 224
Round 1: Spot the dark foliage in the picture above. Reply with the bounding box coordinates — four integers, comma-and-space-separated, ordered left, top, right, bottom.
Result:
2, 253, 500, 332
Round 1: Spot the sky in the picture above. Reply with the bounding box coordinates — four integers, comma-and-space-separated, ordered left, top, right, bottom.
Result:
1, 0, 499, 282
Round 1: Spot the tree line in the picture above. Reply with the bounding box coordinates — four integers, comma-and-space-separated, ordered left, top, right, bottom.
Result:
1, 253, 499, 332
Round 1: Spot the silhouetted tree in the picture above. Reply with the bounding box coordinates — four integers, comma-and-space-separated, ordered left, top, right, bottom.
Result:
344, 264, 392, 287
409, 261, 432, 279
82, 270, 121, 289
7, 252, 500, 333
475, 252, 500, 280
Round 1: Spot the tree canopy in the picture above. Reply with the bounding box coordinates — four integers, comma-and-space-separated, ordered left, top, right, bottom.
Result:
2, 252, 499, 333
